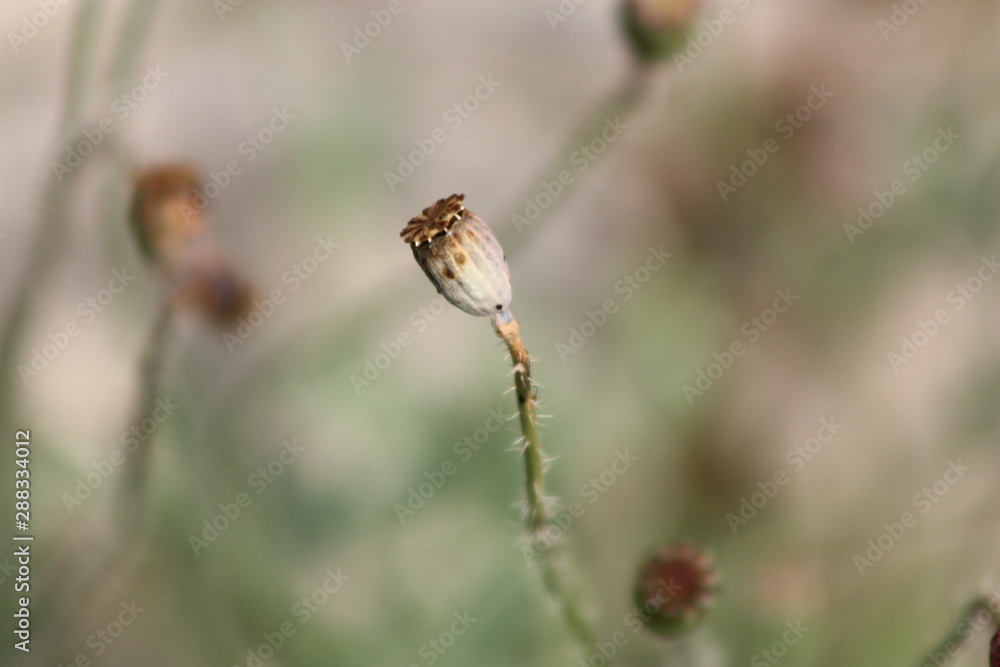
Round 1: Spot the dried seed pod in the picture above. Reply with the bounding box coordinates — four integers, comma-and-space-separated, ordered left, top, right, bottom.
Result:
129, 164, 207, 273
620, 0, 700, 61
175, 256, 256, 328
400, 194, 512, 318
634, 543, 718, 636
991, 626, 1000, 667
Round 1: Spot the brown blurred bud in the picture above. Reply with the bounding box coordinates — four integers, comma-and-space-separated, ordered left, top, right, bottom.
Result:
634, 543, 718, 636
174, 256, 256, 329
400, 194, 512, 319
991, 626, 1000, 667
620, 0, 700, 62
129, 164, 207, 274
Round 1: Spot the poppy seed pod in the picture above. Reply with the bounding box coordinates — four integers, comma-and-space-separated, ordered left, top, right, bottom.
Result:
620, 0, 700, 61
634, 543, 718, 636
175, 256, 256, 328
400, 194, 512, 318
129, 164, 207, 273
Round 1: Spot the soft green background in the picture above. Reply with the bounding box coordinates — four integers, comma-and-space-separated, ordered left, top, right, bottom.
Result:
2, 1, 999, 665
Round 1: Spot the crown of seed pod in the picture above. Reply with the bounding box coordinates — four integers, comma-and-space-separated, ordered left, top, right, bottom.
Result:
634, 543, 718, 636
620, 0, 700, 61
400, 194, 512, 319
129, 164, 207, 273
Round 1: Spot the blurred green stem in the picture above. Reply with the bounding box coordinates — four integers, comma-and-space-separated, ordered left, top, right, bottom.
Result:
911, 596, 998, 667
120, 297, 177, 527
493, 315, 598, 654
0, 0, 161, 431
108, 0, 163, 99
28, 298, 175, 667
0, 0, 104, 431
502, 63, 653, 252
0, 4, 164, 662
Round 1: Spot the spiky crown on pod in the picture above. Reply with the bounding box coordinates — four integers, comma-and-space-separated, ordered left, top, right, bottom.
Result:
400, 193, 467, 246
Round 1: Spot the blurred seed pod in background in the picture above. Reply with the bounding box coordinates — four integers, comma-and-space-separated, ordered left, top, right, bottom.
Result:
128, 163, 255, 329
173, 254, 256, 329
129, 164, 208, 276
633, 543, 719, 636
620, 0, 701, 62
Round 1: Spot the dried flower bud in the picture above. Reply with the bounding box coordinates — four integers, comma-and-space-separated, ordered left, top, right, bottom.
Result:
620, 0, 700, 62
634, 543, 718, 636
129, 164, 207, 273
400, 194, 512, 318
174, 256, 256, 328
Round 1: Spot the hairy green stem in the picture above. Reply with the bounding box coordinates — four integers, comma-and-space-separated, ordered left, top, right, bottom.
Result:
493, 315, 598, 654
